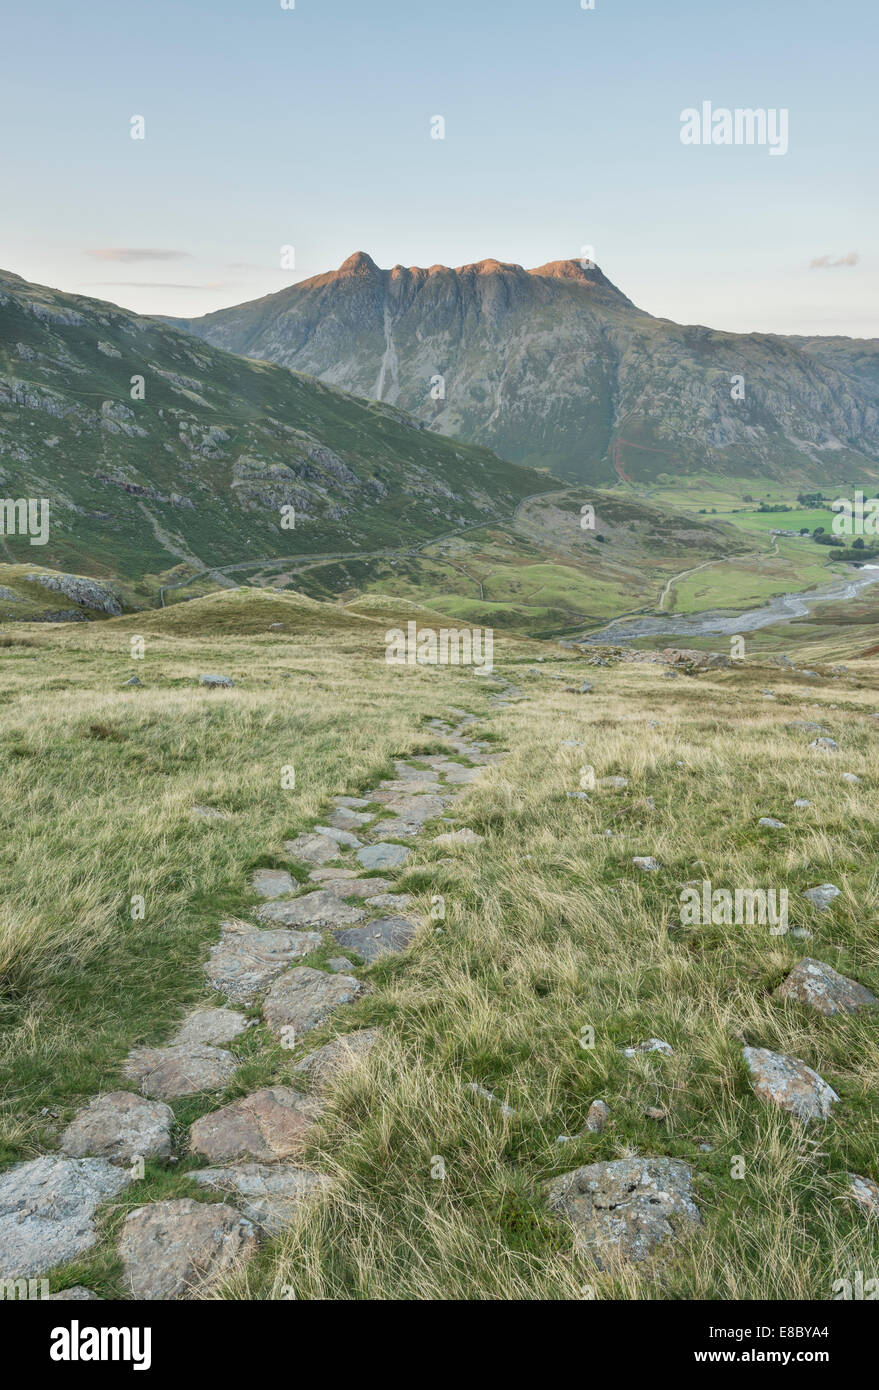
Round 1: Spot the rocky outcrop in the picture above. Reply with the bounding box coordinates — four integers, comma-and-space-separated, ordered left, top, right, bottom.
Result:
25, 572, 122, 615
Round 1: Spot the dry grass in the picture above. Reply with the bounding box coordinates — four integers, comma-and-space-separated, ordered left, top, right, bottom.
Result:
2, 600, 878, 1297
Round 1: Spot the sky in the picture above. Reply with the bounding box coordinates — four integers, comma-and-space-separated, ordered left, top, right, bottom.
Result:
1, 0, 877, 336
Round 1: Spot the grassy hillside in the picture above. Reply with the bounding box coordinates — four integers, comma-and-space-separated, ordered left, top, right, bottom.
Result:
2, 592, 878, 1299
0, 269, 549, 587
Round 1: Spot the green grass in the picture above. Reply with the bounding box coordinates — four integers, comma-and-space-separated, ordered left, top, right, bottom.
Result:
3, 591, 879, 1299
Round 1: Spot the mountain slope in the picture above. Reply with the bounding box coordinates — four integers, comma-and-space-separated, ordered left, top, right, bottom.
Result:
0, 269, 549, 586
170, 253, 879, 487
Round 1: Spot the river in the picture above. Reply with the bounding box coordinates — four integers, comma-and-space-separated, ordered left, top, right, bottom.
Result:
579, 566, 879, 644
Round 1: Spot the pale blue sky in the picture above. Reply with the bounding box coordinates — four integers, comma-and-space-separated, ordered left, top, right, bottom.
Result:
2, 0, 876, 334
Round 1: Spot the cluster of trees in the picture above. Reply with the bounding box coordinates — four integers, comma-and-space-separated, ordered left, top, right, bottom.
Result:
811, 528, 879, 559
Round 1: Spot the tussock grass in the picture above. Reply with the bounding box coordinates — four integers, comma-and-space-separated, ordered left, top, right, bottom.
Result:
2, 610, 879, 1298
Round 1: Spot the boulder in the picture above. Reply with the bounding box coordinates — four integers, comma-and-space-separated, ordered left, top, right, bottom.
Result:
742, 1046, 839, 1121
775, 958, 877, 1016
545, 1158, 700, 1266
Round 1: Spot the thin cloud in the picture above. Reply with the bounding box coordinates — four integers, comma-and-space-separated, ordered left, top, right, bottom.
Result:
85, 248, 191, 263
809, 252, 860, 269
85, 280, 233, 290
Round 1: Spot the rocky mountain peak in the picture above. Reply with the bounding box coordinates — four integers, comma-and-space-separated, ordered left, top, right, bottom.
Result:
336, 251, 379, 276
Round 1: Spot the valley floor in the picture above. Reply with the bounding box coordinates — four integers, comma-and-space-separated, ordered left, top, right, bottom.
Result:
1, 595, 878, 1298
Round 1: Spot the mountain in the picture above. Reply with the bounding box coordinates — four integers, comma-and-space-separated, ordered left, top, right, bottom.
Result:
170, 252, 879, 487
0, 269, 549, 590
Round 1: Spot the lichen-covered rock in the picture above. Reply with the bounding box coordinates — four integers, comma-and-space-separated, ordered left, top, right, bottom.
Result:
802, 883, 841, 911
847, 1172, 879, 1217
357, 842, 411, 869
204, 918, 321, 1001
624, 1038, 673, 1057
317, 876, 392, 900
0, 1156, 131, 1278
189, 1163, 335, 1236
263, 966, 363, 1039
59, 1091, 173, 1163
124, 1043, 238, 1100
313, 825, 362, 848
293, 1029, 382, 1091
545, 1158, 700, 1267
775, 958, 877, 1017
663, 648, 730, 672
189, 1087, 323, 1162
284, 832, 340, 865
119, 1198, 256, 1300
381, 795, 446, 823
742, 1046, 839, 1121
333, 915, 418, 963
583, 1099, 608, 1134
256, 891, 365, 929
251, 868, 295, 899
171, 1007, 252, 1047
327, 807, 374, 830
433, 828, 483, 846
43, 1286, 101, 1300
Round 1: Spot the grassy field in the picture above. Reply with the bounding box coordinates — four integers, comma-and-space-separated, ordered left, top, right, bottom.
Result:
2, 590, 879, 1299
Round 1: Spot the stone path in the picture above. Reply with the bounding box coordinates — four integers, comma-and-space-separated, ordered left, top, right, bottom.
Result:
0, 705, 498, 1297
5, 670, 877, 1294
